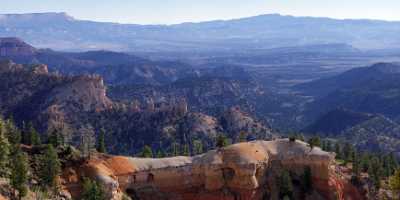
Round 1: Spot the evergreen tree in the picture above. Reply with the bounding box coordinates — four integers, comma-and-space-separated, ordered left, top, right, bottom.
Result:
308, 136, 321, 149
182, 143, 190, 156
79, 126, 96, 158
279, 170, 293, 198
5, 118, 21, 145
360, 152, 370, 172
96, 129, 106, 153
48, 129, 62, 147
368, 157, 383, 189
39, 145, 61, 190
0, 119, 10, 177
81, 178, 106, 200
156, 149, 165, 158
334, 143, 342, 160
352, 151, 360, 177
193, 140, 203, 155
10, 149, 29, 200
326, 140, 333, 152
25, 122, 41, 146
343, 143, 354, 164
216, 134, 228, 148
384, 153, 398, 177
21, 121, 28, 145
141, 145, 153, 158
303, 166, 313, 193
289, 134, 296, 142
171, 142, 180, 157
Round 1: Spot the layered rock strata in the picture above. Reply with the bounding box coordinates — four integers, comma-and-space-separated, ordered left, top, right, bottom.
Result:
66, 139, 340, 200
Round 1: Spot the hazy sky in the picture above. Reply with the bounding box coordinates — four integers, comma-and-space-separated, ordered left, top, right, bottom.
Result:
1, 0, 399, 24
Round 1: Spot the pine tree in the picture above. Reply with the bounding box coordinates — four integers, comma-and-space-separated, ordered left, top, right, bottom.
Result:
0, 119, 10, 177
193, 140, 203, 155
303, 166, 313, 193
39, 145, 61, 190
171, 142, 180, 157
352, 151, 360, 177
96, 129, 106, 153
21, 121, 28, 145
343, 143, 354, 164
326, 140, 333, 152
10, 149, 29, 200
79, 126, 96, 158
5, 118, 21, 145
81, 178, 106, 200
182, 143, 190, 156
156, 149, 165, 158
22, 122, 41, 146
48, 129, 62, 147
28, 122, 41, 146
141, 145, 153, 158
308, 136, 321, 149
368, 157, 383, 189
321, 140, 327, 151
279, 170, 293, 198
360, 152, 370, 172
289, 134, 296, 142
334, 143, 342, 160
216, 134, 228, 148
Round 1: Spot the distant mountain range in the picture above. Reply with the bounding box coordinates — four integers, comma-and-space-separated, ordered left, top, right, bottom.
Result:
1, 12, 400, 51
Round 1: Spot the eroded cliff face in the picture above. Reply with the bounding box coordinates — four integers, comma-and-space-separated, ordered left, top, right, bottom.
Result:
63, 139, 343, 200
0, 60, 112, 135
0, 37, 36, 57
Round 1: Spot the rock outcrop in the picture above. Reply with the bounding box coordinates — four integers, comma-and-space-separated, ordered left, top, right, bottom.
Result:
0, 37, 36, 57
64, 139, 340, 200
0, 60, 112, 136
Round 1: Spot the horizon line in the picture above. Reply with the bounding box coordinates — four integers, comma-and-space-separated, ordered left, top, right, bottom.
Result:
0, 11, 399, 26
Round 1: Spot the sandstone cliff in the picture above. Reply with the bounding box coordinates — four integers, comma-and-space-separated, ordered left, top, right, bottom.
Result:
63, 139, 346, 200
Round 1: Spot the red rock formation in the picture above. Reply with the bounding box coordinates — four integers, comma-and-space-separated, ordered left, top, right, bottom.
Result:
63, 139, 342, 200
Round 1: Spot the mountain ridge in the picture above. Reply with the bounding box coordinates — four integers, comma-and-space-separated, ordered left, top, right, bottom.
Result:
1, 12, 400, 51
2, 12, 399, 25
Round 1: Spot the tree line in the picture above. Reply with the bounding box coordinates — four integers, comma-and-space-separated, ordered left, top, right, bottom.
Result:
0, 117, 106, 200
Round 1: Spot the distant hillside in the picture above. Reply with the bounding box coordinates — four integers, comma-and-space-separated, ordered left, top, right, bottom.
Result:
299, 63, 400, 121
295, 62, 400, 97
1, 12, 400, 51
306, 108, 400, 154
0, 37, 195, 86
304, 108, 375, 136
0, 60, 274, 155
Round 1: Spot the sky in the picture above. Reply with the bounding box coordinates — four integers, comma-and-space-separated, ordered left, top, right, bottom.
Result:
0, 0, 399, 24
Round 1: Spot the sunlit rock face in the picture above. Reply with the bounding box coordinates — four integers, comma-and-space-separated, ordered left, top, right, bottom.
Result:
68, 139, 338, 200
